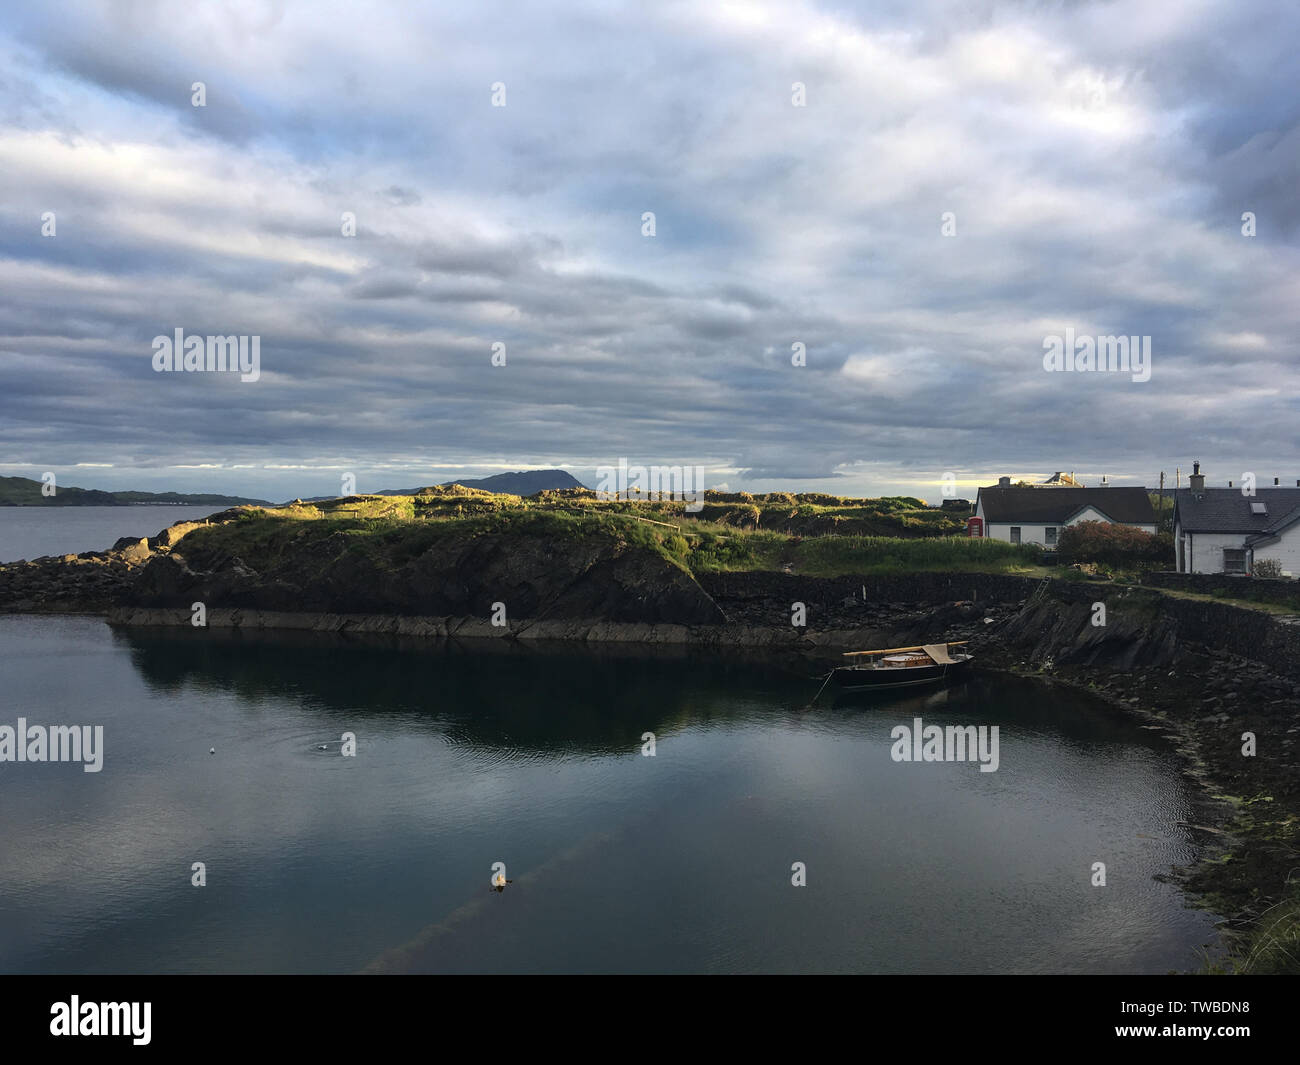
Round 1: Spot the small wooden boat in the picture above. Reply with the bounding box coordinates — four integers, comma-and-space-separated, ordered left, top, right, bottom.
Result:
831, 641, 973, 692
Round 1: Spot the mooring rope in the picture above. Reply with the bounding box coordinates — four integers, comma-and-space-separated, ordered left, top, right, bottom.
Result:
807, 669, 836, 706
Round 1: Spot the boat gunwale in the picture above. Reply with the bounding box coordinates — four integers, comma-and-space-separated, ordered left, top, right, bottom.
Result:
836, 652, 975, 673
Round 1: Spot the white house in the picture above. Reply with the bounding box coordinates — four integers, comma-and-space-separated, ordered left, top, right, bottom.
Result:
1173, 463, 1300, 575
973, 477, 1157, 546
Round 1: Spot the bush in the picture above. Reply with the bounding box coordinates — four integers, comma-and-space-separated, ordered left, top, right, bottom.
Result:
687, 531, 761, 570
1057, 521, 1170, 570
1254, 558, 1283, 578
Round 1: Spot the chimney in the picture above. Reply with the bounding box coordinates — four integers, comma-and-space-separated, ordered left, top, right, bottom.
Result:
1188, 461, 1205, 494
998, 476, 1011, 487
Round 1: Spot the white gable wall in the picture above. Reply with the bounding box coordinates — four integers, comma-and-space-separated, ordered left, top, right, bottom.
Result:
1066, 505, 1155, 534
1250, 523, 1300, 577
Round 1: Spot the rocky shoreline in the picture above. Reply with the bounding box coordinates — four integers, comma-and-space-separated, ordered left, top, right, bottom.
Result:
972, 587, 1300, 971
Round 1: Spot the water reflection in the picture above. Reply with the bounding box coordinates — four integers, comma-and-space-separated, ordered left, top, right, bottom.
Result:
0, 617, 1224, 974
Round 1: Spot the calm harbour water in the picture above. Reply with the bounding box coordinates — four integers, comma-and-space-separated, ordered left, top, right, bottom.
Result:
0, 615, 1221, 974
0, 505, 223, 563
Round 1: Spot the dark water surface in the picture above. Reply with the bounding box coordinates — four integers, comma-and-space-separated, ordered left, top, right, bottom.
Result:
0, 616, 1220, 973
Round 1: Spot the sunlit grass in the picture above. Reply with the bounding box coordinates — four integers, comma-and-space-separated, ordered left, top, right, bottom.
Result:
188, 494, 1040, 578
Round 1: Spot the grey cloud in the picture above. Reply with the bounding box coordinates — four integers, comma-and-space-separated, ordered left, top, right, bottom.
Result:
0, 0, 1297, 500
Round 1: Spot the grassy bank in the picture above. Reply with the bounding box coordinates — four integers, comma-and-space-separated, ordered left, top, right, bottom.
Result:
683, 527, 1046, 576
267, 484, 971, 537
194, 489, 1042, 579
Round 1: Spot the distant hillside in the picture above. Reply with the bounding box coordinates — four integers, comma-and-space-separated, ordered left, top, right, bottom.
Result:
0, 476, 269, 507
378, 469, 586, 497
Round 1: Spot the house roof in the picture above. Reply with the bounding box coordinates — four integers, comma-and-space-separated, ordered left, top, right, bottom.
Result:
976, 486, 1156, 524
1174, 488, 1300, 534
1246, 503, 1300, 546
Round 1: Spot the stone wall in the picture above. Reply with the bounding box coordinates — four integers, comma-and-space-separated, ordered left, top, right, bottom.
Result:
1143, 570, 1300, 609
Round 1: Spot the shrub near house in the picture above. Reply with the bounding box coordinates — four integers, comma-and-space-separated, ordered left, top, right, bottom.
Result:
1057, 520, 1171, 570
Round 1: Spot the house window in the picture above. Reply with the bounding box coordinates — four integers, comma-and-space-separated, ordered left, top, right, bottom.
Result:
1044, 527, 1058, 545
1010, 527, 1021, 544
1224, 549, 1247, 574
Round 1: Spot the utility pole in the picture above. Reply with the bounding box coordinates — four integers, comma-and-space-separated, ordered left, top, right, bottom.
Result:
1158, 470, 1166, 533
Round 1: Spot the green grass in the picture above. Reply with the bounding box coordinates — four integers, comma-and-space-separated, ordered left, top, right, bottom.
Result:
180, 502, 701, 574
1226, 893, 1300, 973
680, 530, 1044, 576
782, 534, 1043, 576
177, 495, 1040, 579
1149, 586, 1300, 615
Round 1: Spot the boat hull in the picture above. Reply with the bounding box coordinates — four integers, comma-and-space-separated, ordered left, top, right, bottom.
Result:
832, 656, 973, 692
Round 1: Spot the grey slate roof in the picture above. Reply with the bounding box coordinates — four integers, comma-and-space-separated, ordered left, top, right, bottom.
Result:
1246, 503, 1300, 545
976, 486, 1155, 524
1174, 487, 1300, 534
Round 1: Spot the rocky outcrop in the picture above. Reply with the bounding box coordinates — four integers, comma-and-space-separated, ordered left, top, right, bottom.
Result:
0, 517, 225, 613
0, 551, 140, 612
2, 511, 731, 628
7, 511, 1299, 679
987, 580, 1300, 679
126, 527, 727, 626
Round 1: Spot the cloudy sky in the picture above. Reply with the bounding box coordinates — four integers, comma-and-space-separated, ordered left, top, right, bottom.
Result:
1, 0, 1296, 501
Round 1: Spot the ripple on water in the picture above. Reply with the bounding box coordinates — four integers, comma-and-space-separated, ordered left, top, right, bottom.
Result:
233, 724, 359, 765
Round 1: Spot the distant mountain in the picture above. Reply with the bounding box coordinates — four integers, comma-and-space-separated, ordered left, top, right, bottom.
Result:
0, 476, 270, 507
377, 469, 586, 497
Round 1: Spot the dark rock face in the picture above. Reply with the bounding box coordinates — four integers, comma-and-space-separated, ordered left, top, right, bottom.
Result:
991, 582, 1300, 680
128, 529, 726, 626
0, 553, 140, 612
1, 512, 726, 626
699, 571, 1035, 636
997, 592, 1182, 670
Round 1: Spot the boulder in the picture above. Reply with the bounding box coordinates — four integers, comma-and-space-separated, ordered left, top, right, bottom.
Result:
115, 538, 152, 563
